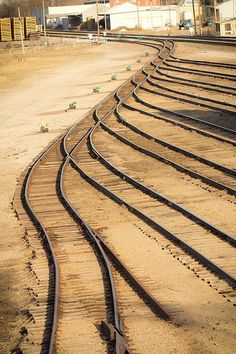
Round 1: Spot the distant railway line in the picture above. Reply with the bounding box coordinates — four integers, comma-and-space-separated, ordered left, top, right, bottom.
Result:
14, 34, 236, 353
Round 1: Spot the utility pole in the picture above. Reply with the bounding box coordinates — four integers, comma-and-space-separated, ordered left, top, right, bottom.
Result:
136, 0, 140, 28
150, 0, 153, 30
192, 0, 197, 35
104, 0, 107, 31
233, 0, 235, 35
168, 0, 171, 36
213, 0, 217, 23
42, 0, 47, 45
18, 7, 25, 61
198, 0, 202, 35
96, 0, 100, 44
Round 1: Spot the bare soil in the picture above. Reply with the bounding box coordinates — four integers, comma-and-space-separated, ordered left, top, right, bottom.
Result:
1, 38, 235, 353
0, 40, 153, 353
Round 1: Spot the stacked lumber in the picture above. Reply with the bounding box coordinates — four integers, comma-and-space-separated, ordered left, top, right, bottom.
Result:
0, 18, 12, 42
24, 16, 37, 38
12, 17, 25, 41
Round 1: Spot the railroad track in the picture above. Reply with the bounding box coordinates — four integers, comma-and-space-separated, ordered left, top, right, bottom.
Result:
14, 34, 236, 353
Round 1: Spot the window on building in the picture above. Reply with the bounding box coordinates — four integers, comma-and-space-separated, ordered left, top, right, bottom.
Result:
225, 23, 231, 31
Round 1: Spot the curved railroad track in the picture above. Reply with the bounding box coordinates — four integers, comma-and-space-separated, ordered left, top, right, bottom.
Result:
14, 34, 236, 353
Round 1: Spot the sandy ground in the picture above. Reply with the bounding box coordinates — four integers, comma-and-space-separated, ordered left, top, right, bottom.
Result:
0, 40, 153, 353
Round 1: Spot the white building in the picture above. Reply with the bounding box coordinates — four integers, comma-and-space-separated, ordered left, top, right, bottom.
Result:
217, 0, 236, 21
32, 2, 179, 31
108, 2, 179, 30
216, 0, 236, 36
32, 4, 109, 30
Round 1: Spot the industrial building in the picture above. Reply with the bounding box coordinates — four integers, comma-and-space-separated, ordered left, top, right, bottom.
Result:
32, 2, 179, 31
216, 0, 236, 35
108, 2, 178, 29
32, 4, 109, 30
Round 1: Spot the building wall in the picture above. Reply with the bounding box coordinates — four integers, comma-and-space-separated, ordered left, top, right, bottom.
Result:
82, 3, 110, 23
179, 0, 201, 22
220, 19, 236, 35
109, 4, 178, 29
217, 0, 236, 21
110, 0, 161, 8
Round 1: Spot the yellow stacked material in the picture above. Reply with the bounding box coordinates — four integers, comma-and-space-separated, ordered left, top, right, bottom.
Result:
0, 18, 12, 42
12, 17, 25, 41
24, 16, 37, 38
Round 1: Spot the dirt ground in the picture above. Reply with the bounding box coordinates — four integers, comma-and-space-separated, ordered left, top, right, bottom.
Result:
0, 38, 235, 353
0, 40, 153, 353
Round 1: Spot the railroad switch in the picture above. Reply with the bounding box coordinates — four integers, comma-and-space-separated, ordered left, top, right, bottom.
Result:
100, 320, 115, 341
100, 321, 132, 353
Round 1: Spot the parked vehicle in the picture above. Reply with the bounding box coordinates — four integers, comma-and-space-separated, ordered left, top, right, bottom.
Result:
204, 18, 214, 27
179, 19, 193, 30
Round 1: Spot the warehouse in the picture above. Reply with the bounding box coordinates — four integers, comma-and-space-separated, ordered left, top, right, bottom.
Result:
32, 4, 109, 30
216, 0, 236, 36
32, 2, 178, 31
108, 2, 179, 30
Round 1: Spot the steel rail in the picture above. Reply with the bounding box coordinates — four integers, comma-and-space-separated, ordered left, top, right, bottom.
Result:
106, 32, 236, 48
117, 106, 236, 195
122, 101, 236, 145
111, 37, 236, 187
71, 40, 236, 287
164, 39, 236, 69
133, 91, 236, 177
145, 74, 236, 109
140, 79, 236, 116
48, 30, 236, 42
160, 60, 236, 81
22, 133, 66, 354
131, 88, 236, 136
132, 68, 236, 133
150, 40, 236, 79
46, 29, 236, 52
149, 67, 236, 97
146, 47, 236, 97
72, 123, 236, 289
125, 56, 236, 142
91, 109, 236, 245
20, 35, 235, 352
109, 40, 236, 178
60, 142, 132, 353
168, 56, 236, 70
129, 57, 236, 178
47, 30, 236, 76
154, 55, 236, 88
64, 134, 171, 322
163, 58, 236, 77
151, 70, 236, 96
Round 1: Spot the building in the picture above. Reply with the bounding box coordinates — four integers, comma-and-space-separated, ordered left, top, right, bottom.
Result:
32, 2, 179, 31
84, 0, 161, 6
32, 4, 109, 30
179, 0, 201, 23
108, 2, 179, 29
109, 0, 161, 8
216, 0, 236, 35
